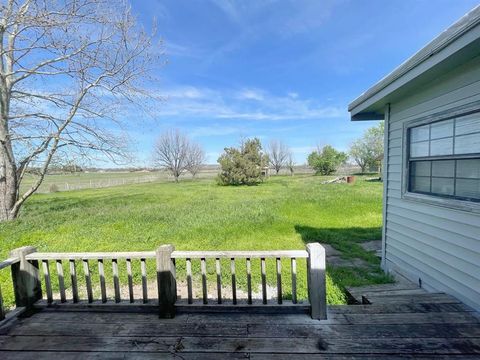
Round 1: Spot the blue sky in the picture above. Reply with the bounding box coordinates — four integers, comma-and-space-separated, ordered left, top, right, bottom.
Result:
128, 0, 479, 165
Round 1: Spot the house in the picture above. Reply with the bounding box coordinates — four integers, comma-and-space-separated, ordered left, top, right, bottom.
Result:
348, 6, 480, 311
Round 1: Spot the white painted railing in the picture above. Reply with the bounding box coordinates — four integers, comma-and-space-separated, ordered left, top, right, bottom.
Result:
0, 243, 326, 320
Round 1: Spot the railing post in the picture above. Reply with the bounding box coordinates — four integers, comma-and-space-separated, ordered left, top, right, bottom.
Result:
306, 243, 327, 320
10, 246, 42, 309
156, 244, 176, 319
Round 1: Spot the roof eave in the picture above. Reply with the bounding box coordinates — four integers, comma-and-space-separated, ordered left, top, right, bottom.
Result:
349, 5, 480, 121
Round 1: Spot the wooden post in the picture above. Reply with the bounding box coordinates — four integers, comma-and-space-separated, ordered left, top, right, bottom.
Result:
10, 246, 42, 309
306, 243, 327, 320
156, 245, 176, 318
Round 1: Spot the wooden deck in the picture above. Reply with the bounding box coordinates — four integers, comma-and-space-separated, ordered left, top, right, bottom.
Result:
0, 291, 479, 359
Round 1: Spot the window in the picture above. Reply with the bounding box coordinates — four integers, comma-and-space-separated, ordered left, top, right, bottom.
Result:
408, 112, 480, 202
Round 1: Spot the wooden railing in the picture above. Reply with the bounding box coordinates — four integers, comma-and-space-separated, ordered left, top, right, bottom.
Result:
0, 243, 326, 320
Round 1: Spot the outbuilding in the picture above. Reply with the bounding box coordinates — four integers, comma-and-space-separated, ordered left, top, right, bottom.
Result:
349, 6, 480, 311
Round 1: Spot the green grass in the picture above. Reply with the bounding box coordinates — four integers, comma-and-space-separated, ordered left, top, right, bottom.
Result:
0, 174, 391, 308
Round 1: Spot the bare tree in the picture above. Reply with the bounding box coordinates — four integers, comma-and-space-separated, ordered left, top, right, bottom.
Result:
286, 153, 295, 176
0, 0, 160, 221
153, 129, 204, 182
268, 140, 289, 175
185, 142, 205, 178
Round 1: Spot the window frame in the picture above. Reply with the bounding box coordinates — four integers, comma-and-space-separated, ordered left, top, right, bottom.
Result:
401, 104, 480, 213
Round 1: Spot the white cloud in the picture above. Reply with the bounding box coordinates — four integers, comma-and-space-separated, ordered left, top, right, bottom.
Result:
236, 89, 264, 101
154, 85, 345, 121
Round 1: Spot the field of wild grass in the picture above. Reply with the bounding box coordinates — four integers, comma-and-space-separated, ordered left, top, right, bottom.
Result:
0, 174, 390, 309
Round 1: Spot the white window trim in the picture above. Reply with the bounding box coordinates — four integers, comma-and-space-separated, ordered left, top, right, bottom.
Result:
401, 102, 480, 213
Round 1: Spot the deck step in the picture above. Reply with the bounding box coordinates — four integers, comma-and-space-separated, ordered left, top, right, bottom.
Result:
346, 282, 426, 304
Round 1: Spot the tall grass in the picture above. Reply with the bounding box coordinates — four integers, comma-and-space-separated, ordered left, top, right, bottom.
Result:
0, 174, 390, 309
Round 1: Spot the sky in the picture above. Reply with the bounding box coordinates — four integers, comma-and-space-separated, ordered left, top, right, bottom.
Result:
127, 0, 480, 165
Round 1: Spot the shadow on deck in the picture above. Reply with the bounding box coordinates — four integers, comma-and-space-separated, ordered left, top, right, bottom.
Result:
0, 291, 479, 359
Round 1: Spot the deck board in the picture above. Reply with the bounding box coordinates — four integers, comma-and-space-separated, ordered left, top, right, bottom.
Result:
0, 292, 479, 358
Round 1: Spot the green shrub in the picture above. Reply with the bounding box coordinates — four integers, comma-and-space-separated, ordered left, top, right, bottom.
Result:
217, 138, 269, 185
307, 145, 347, 175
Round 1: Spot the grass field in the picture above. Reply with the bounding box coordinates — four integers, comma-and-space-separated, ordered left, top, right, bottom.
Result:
0, 174, 390, 308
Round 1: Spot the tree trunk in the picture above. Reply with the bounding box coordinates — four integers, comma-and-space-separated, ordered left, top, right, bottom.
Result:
0, 91, 19, 221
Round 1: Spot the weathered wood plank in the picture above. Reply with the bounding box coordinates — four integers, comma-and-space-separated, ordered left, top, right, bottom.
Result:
26, 252, 156, 261
0, 351, 249, 359
231, 258, 237, 305
201, 258, 207, 305
342, 311, 480, 325
98, 259, 107, 303
261, 258, 267, 305
9, 247, 42, 308
156, 245, 176, 318
0, 285, 4, 321
0, 335, 479, 354
246, 322, 480, 339
291, 258, 297, 304
141, 259, 148, 304
186, 258, 193, 304
346, 281, 419, 294
276, 258, 282, 305
82, 260, 93, 303
112, 259, 121, 303
0, 257, 19, 271
56, 260, 66, 303
216, 258, 222, 304
251, 355, 480, 360
126, 259, 134, 303
306, 243, 326, 320
364, 293, 461, 304
69, 260, 79, 303
9, 319, 480, 339
328, 302, 475, 314
42, 260, 53, 304
172, 250, 308, 259
6, 320, 247, 337
246, 258, 252, 305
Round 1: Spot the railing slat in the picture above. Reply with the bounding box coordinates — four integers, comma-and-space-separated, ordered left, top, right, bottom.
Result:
112, 259, 120, 303
186, 258, 193, 304
141, 258, 148, 303
0, 284, 5, 320
69, 260, 79, 303
276, 258, 282, 305
291, 258, 297, 304
201, 258, 207, 304
98, 259, 107, 303
82, 259, 93, 303
42, 260, 53, 304
261, 258, 267, 305
231, 258, 237, 305
216, 258, 222, 304
246, 258, 252, 305
126, 259, 134, 303
56, 260, 66, 303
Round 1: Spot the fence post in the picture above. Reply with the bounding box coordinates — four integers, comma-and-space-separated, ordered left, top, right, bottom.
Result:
306, 243, 327, 320
156, 244, 176, 318
10, 246, 42, 309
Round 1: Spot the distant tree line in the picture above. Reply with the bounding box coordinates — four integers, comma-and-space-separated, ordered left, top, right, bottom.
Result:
152, 122, 384, 185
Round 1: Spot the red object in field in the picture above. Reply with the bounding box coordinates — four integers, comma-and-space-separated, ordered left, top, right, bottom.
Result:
346, 176, 356, 184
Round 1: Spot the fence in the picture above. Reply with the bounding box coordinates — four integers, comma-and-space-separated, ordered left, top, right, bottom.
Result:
0, 243, 326, 320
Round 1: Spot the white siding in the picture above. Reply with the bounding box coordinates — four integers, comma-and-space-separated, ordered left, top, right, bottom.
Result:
385, 54, 480, 311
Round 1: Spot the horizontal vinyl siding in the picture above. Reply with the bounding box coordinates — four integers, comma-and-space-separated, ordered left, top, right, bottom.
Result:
385, 54, 480, 311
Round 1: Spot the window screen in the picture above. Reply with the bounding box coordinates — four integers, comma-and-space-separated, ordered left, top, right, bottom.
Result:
408, 113, 480, 202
